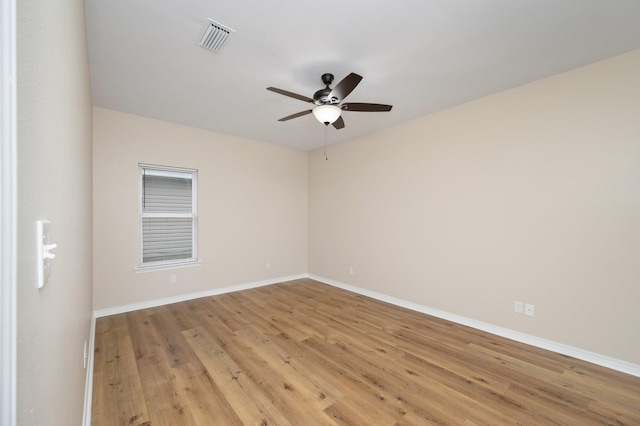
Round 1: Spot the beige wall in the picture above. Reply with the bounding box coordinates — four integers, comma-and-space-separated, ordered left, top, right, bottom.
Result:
17, 0, 93, 424
309, 49, 640, 365
93, 108, 308, 310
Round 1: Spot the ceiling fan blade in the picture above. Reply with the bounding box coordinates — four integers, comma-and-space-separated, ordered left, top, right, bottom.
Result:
267, 87, 314, 103
332, 116, 345, 129
341, 103, 393, 112
329, 73, 362, 101
278, 110, 313, 122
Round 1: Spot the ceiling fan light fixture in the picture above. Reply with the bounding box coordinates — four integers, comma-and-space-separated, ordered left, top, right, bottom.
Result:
312, 105, 342, 125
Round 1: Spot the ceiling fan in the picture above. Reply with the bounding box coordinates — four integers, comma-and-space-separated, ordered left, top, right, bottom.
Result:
267, 73, 392, 129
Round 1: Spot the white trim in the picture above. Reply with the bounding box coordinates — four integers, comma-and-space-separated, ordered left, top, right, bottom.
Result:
308, 274, 640, 378
134, 259, 202, 274
138, 163, 197, 175
93, 274, 307, 318
82, 313, 97, 426
0, 0, 17, 422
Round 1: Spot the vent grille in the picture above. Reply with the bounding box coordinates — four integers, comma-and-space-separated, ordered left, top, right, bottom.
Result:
198, 19, 235, 53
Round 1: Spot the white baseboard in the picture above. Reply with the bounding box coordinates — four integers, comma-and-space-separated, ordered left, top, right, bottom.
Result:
82, 313, 96, 426
308, 274, 640, 378
93, 274, 307, 318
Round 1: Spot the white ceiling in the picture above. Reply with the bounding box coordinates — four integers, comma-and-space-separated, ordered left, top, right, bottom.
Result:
85, 0, 640, 151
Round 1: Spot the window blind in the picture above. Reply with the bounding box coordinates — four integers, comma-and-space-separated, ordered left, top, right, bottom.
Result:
140, 166, 196, 266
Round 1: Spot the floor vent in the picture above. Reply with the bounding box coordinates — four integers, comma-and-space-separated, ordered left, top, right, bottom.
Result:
198, 19, 235, 53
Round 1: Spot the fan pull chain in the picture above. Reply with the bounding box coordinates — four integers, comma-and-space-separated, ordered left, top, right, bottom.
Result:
323, 123, 329, 161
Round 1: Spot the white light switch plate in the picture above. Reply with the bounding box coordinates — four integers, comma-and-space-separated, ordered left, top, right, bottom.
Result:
514, 301, 524, 314
37, 220, 57, 288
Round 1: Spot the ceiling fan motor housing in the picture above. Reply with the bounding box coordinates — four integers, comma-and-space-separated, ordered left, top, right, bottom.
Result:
313, 88, 339, 105
314, 74, 339, 105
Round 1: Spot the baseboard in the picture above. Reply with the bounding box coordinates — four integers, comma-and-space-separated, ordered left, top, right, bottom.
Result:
308, 274, 640, 378
82, 312, 96, 426
93, 274, 307, 318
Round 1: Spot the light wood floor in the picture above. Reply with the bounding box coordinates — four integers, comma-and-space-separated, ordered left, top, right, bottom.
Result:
92, 278, 640, 425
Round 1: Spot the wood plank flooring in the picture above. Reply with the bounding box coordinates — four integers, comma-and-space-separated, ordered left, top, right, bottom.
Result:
92, 278, 640, 425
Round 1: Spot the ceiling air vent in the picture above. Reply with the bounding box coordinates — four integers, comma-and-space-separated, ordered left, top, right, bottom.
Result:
198, 19, 235, 53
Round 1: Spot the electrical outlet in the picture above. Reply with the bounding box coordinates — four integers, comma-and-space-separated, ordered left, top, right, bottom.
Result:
170, 274, 177, 284
514, 301, 523, 314
349, 266, 354, 275
525, 304, 535, 317
266, 262, 271, 270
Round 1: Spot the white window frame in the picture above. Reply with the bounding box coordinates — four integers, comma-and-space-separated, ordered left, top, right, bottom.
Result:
136, 163, 199, 271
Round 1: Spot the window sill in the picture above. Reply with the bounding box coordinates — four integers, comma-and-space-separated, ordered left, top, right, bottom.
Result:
134, 260, 202, 274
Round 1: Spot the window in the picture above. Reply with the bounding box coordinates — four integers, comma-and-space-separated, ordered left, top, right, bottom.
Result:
138, 164, 198, 269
